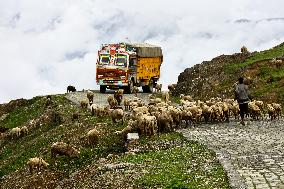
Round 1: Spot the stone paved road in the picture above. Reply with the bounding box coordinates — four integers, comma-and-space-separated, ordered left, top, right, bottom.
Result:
180, 119, 284, 189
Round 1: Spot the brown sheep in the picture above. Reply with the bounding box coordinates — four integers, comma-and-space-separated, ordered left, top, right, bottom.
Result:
272, 103, 282, 119
87, 128, 99, 145
155, 84, 162, 93
168, 84, 177, 92
51, 142, 80, 158
72, 112, 80, 121
241, 46, 249, 53
110, 108, 124, 124
123, 97, 131, 111
114, 89, 124, 106
27, 157, 49, 174
133, 86, 139, 97
87, 90, 94, 105
80, 100, 88, 109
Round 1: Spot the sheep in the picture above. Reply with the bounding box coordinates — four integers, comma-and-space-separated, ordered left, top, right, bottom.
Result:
96, 106, 107, 118
139, 115, 157, 136
67, 85, 76, 93
107, 95, 118, 108
114, 89, 124, 106
72, 112, 80, 120
161, 91, 170, 103
115, 119, 137, 137
80, 100, 88, 109
272, 103, 282, 119
123, 97, 131, 111
254, 100, 265, 114
90, 104, 98, 116
200, 104, 213, 123
51, 142, 80, 158
149, 98, 162, 105
155, 84, 162, 93
133, 86, 139, 96
267, 104, 276, 120
87, 128, 99, 145
157, 112, 174, 132
45, 95, 52, 107
20, 126, 28, 136
248, 102, 262, 120
107, 95, 115, 105
27, 157, 49, 174
180, 94, 192, 101
168, 107, 182, 128
230, 101, 240, 119
132, 106, 149, 118
181, 109, 193, 126
186, 106, 203, 124
110, 108, 124, 124
241, 46, 249, 53
87, 90, 94, 105
10, 127, 21, 139
270, 58, 283, 68
168, 84, 177, 92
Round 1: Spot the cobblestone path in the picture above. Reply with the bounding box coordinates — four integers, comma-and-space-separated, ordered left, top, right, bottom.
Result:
180, 119, 284, 189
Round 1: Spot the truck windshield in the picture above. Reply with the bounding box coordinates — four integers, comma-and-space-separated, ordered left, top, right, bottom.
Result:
100, 55, 110, 65
115, 54, 127, 66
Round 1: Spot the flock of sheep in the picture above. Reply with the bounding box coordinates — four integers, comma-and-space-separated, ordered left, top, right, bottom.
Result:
1, 82, 282, 175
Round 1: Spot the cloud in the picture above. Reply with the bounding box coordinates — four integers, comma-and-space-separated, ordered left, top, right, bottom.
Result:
0, 0, 284, 103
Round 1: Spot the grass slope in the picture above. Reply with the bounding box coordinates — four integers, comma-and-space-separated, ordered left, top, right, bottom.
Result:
0, 95, 230, 188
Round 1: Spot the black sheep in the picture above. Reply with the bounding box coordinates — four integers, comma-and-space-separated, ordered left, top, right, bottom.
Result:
67, 85, 76, 93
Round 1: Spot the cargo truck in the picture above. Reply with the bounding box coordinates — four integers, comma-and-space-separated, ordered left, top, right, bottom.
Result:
96, 43, 163, 93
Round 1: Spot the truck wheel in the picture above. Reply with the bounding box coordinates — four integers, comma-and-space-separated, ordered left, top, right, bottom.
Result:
100, 86, 106, 93
125, 81, 133, 94
148, 80, 154, 93
142, 80, 154, 93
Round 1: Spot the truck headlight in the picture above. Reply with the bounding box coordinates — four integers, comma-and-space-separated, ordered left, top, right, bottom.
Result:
120, 76, 126, 79
98, 75, 103, 78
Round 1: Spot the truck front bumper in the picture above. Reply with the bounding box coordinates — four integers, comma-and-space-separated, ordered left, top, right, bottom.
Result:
97, 80, 128, 86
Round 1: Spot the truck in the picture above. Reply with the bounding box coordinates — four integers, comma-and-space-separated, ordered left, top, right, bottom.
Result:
96, 42, 163, 93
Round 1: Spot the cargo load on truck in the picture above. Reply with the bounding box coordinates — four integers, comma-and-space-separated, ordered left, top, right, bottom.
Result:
96, 42, 163, 93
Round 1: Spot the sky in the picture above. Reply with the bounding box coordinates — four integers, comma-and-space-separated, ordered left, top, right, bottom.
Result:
0, 0, 284, 103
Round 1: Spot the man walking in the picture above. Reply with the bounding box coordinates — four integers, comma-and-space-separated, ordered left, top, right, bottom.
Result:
235, 77, 250, 125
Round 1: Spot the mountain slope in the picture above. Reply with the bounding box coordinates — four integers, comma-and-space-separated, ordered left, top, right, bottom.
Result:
0, 94, 230, 189
173, 42, 284, 103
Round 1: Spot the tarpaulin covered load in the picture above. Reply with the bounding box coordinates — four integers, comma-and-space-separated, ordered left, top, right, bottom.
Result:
128, 43, 163, 58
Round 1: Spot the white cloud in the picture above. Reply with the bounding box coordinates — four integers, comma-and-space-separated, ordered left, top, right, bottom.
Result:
0, 0, 284, 103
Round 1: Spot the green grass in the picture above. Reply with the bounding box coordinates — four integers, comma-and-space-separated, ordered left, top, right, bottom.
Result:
225, 43, 284, 74
0, 95, 127, 178
117, 133, 230, 189
0, 94, 230, 189
0, 97, 45, 129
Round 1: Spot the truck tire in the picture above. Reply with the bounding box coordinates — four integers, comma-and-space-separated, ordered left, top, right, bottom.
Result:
100, 86, 106, 93
125, 80, 133, 94
142, 80, 154, 93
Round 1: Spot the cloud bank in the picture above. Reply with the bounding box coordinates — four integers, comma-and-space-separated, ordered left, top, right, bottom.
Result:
1, 0, 284, 103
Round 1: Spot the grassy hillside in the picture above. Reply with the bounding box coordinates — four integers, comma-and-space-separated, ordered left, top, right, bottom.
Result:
174, 42, 284, 104
0, 95, 230, 188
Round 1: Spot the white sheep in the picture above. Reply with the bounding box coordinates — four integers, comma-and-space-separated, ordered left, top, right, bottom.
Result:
20, 126, 28, 136
27, 157, 49, 174
10, 127, 21, 139
161, 91, 170, 103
